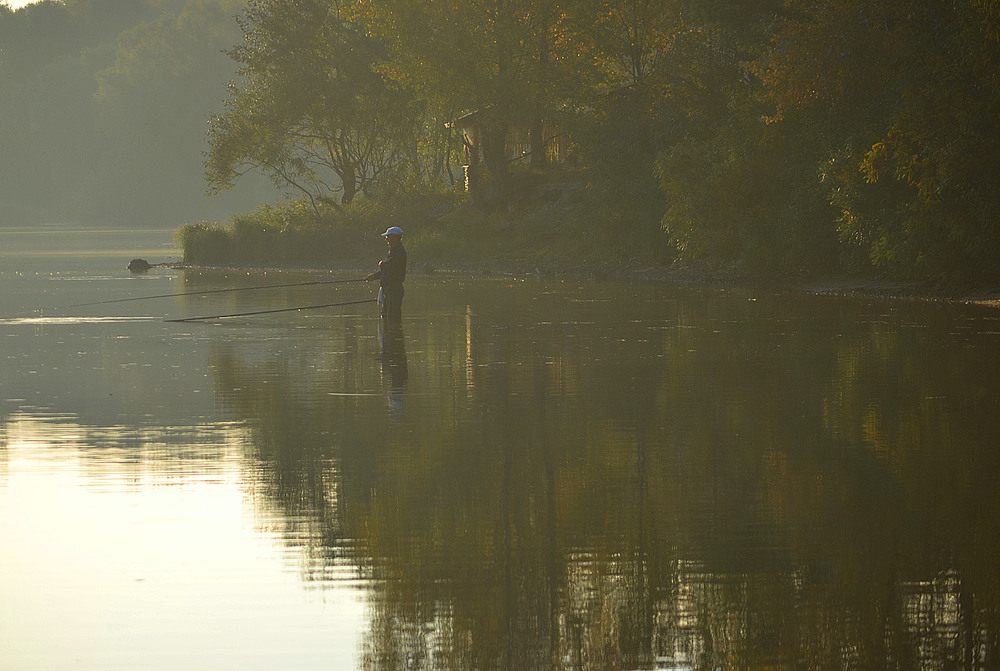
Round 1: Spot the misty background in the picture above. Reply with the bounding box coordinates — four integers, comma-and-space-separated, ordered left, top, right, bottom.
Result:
0, 0, 279, 227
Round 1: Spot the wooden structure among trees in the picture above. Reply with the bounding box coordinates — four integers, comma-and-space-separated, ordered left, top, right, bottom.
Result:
451, 111, 568, 191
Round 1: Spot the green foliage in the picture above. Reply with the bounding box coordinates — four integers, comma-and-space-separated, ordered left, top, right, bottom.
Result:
224, 206, 348, 266
358, 0, 559, 121
177, 193, 462, 267
176, 221, 233, 265
177, 204, 337, 267
792, 0, 1000, 283
652, 0, 1000, 283
402, 169, 633, 264
571, 100, 673, 261
660, 109, 842, 275
206, 0, 420, 207
356, 0, 569, 205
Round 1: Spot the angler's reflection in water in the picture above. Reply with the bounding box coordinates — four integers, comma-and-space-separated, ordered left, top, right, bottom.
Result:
379, 324, 408, 417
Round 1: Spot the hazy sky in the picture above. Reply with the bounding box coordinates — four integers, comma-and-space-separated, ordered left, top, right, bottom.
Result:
4, 0, 36, 9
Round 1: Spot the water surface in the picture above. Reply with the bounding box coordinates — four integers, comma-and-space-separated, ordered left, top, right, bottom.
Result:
2, 227, 999, 670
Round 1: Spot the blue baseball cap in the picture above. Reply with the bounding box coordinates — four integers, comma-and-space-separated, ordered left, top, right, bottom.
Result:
381, 226, 403, 237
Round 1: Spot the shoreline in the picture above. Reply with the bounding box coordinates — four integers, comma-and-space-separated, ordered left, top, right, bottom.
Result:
393, 256, 1000, 308
160, 257, 1000, 309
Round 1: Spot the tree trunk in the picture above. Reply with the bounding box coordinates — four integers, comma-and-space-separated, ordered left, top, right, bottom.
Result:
529, 118, 547, 167
339, 164, 356, 204
480, 122, 510, 207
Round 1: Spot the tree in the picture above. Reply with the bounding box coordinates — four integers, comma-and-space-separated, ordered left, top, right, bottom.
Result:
583, 0, 690, 88
845, 0, 1000, 281
355, 0, 566, 206
206, 0, 417, 209
657, 0, 905, 274
759, 0, 1000, 281
564, 0, 773, 263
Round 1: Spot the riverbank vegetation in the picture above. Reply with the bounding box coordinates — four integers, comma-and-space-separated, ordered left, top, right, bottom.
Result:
4, 0, 999, 288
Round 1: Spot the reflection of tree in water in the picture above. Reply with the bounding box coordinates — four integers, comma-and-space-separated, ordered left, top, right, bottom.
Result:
208, 334, 383, 579
207, 295, 1000, 669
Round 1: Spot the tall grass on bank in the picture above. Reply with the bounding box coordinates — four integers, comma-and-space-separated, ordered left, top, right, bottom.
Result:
176, 190, 562, 269
176, 172, 679, 270
176, 198, 426, 268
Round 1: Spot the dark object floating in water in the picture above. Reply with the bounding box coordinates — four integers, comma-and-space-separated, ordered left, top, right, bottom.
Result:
128, 258, 152, 273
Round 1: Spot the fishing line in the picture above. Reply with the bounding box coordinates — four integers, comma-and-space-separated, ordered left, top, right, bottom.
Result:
166, 298, 377, 323
61, 277, 367, 309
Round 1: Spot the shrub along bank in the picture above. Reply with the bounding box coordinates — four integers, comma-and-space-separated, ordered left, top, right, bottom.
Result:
176, 170, 680, 274
175, 172, 1000, 303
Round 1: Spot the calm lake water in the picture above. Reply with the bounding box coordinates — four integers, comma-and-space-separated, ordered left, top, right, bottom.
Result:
2, 227, 999, 670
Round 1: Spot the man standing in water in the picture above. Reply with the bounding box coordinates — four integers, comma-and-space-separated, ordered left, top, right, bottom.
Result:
366, 226, 407, 327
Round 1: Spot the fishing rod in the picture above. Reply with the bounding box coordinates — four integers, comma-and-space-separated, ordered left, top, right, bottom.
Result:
166, 298, 377, 323
62, 277, 368, 309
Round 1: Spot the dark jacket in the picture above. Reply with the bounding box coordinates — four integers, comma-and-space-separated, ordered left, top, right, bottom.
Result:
373, 244, 406, 291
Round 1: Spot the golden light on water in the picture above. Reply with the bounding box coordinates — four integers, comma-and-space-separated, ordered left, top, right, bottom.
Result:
3, 0, 41, 10
0, 316, 160, 325
0, 414, 364, 670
